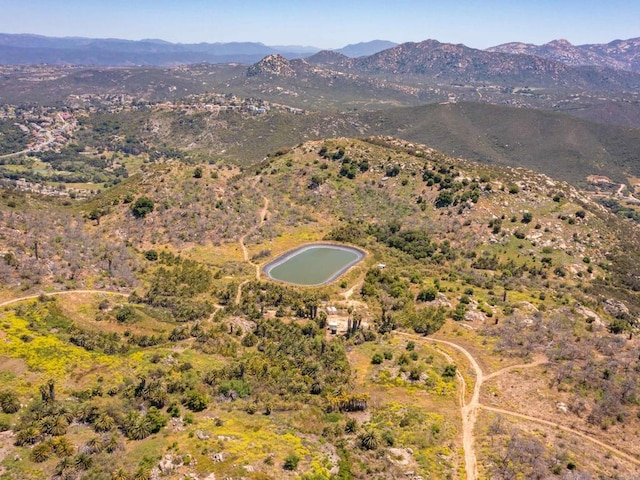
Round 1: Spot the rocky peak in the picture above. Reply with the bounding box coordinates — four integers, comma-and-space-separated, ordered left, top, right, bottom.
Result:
489, 36, 640, 73
546, 39, 573, 48
247, 54, 295, 77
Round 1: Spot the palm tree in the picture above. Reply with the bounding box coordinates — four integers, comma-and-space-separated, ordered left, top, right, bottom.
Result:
51, 437, 75, 457
39, 379, 56, 404
31, 442, 53, 462
133, 467, 151, 480
93, 413, 116, 433
124, 412, 151, 440
55, 404, 75, 423
74, 452, 93, 471
53, 457, 75, 478
49, 415, 69, 436
103, 433, 124, 454
0, 390, 20, 413
14, 425, 40, 446
83, 436, 105, 454
359, 430, 380, 450
143, 380, 168, 408
111, 467, 131, 480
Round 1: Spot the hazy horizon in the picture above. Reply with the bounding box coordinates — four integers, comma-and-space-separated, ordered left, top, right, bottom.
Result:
1, 0, 638, 50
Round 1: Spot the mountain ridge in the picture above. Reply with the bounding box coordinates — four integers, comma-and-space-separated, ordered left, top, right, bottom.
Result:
0, 33, 393, 66
2, 32, 640, 73
488, 37, 640, 73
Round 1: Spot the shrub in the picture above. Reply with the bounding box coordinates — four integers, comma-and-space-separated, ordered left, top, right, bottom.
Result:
442, 365, 457, 378
219, 380, 251, 398
416, 288, 437, 302
131, 197, 154, 218
183, 390, 209, 412
359, 430, 379, 450
452, 303, 467, 321
371, 353, 383, 365
0, 391, 20, 414
144, 250, 158, 261
283, 453, 300, 470
167, 402, 181, 418
345, 418, 358, 434
114, 305, 138, 323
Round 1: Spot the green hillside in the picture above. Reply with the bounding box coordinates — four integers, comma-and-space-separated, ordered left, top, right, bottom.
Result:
362, 102, 640, 186
1, 138, 640, 479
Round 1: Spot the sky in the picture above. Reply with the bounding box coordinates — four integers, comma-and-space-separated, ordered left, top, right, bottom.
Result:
0, 0, 638, 49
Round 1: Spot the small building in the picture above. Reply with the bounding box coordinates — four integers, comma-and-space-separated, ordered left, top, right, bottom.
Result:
328, 321, 339, 335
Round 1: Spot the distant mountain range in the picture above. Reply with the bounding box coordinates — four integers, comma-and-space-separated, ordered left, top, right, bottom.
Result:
0, 34, 396, 65
2, 33, 640, 75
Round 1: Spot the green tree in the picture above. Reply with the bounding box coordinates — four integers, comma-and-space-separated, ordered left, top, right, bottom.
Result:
442, 364, 457, 378
416, 288, 437, 302
88, 208, 103, 225
131, 197, 154, 219
435, 190, 453, 208
183, 390, 209, 412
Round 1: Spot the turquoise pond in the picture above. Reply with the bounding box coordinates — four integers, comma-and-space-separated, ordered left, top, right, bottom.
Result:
263, 244, 365, 286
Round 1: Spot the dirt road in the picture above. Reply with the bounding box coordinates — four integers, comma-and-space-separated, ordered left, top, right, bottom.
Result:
0, 289, 129, 308
395, 331, 639, 478
236, 196, 269, 305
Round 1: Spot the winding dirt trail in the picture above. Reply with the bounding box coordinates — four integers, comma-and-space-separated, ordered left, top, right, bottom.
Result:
430, 337, 482, 480
395, 331, 639, 478
482, 405, 640, 467
235, 196, 269, 305
396, 332, 482, 479
483, 355, 546, 381
0, 289, 129, 308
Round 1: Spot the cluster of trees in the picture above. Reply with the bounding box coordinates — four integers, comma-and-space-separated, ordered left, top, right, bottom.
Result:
368, 221, 457, 263
422, 165, 486, 209
78, 114, 149, 156
0, 120, 29, 155
232, 280, 328, 321
0, 208, 137, 290
135, 255, 214, 322
597, 198, 640, 222
234, 318, 350, 401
